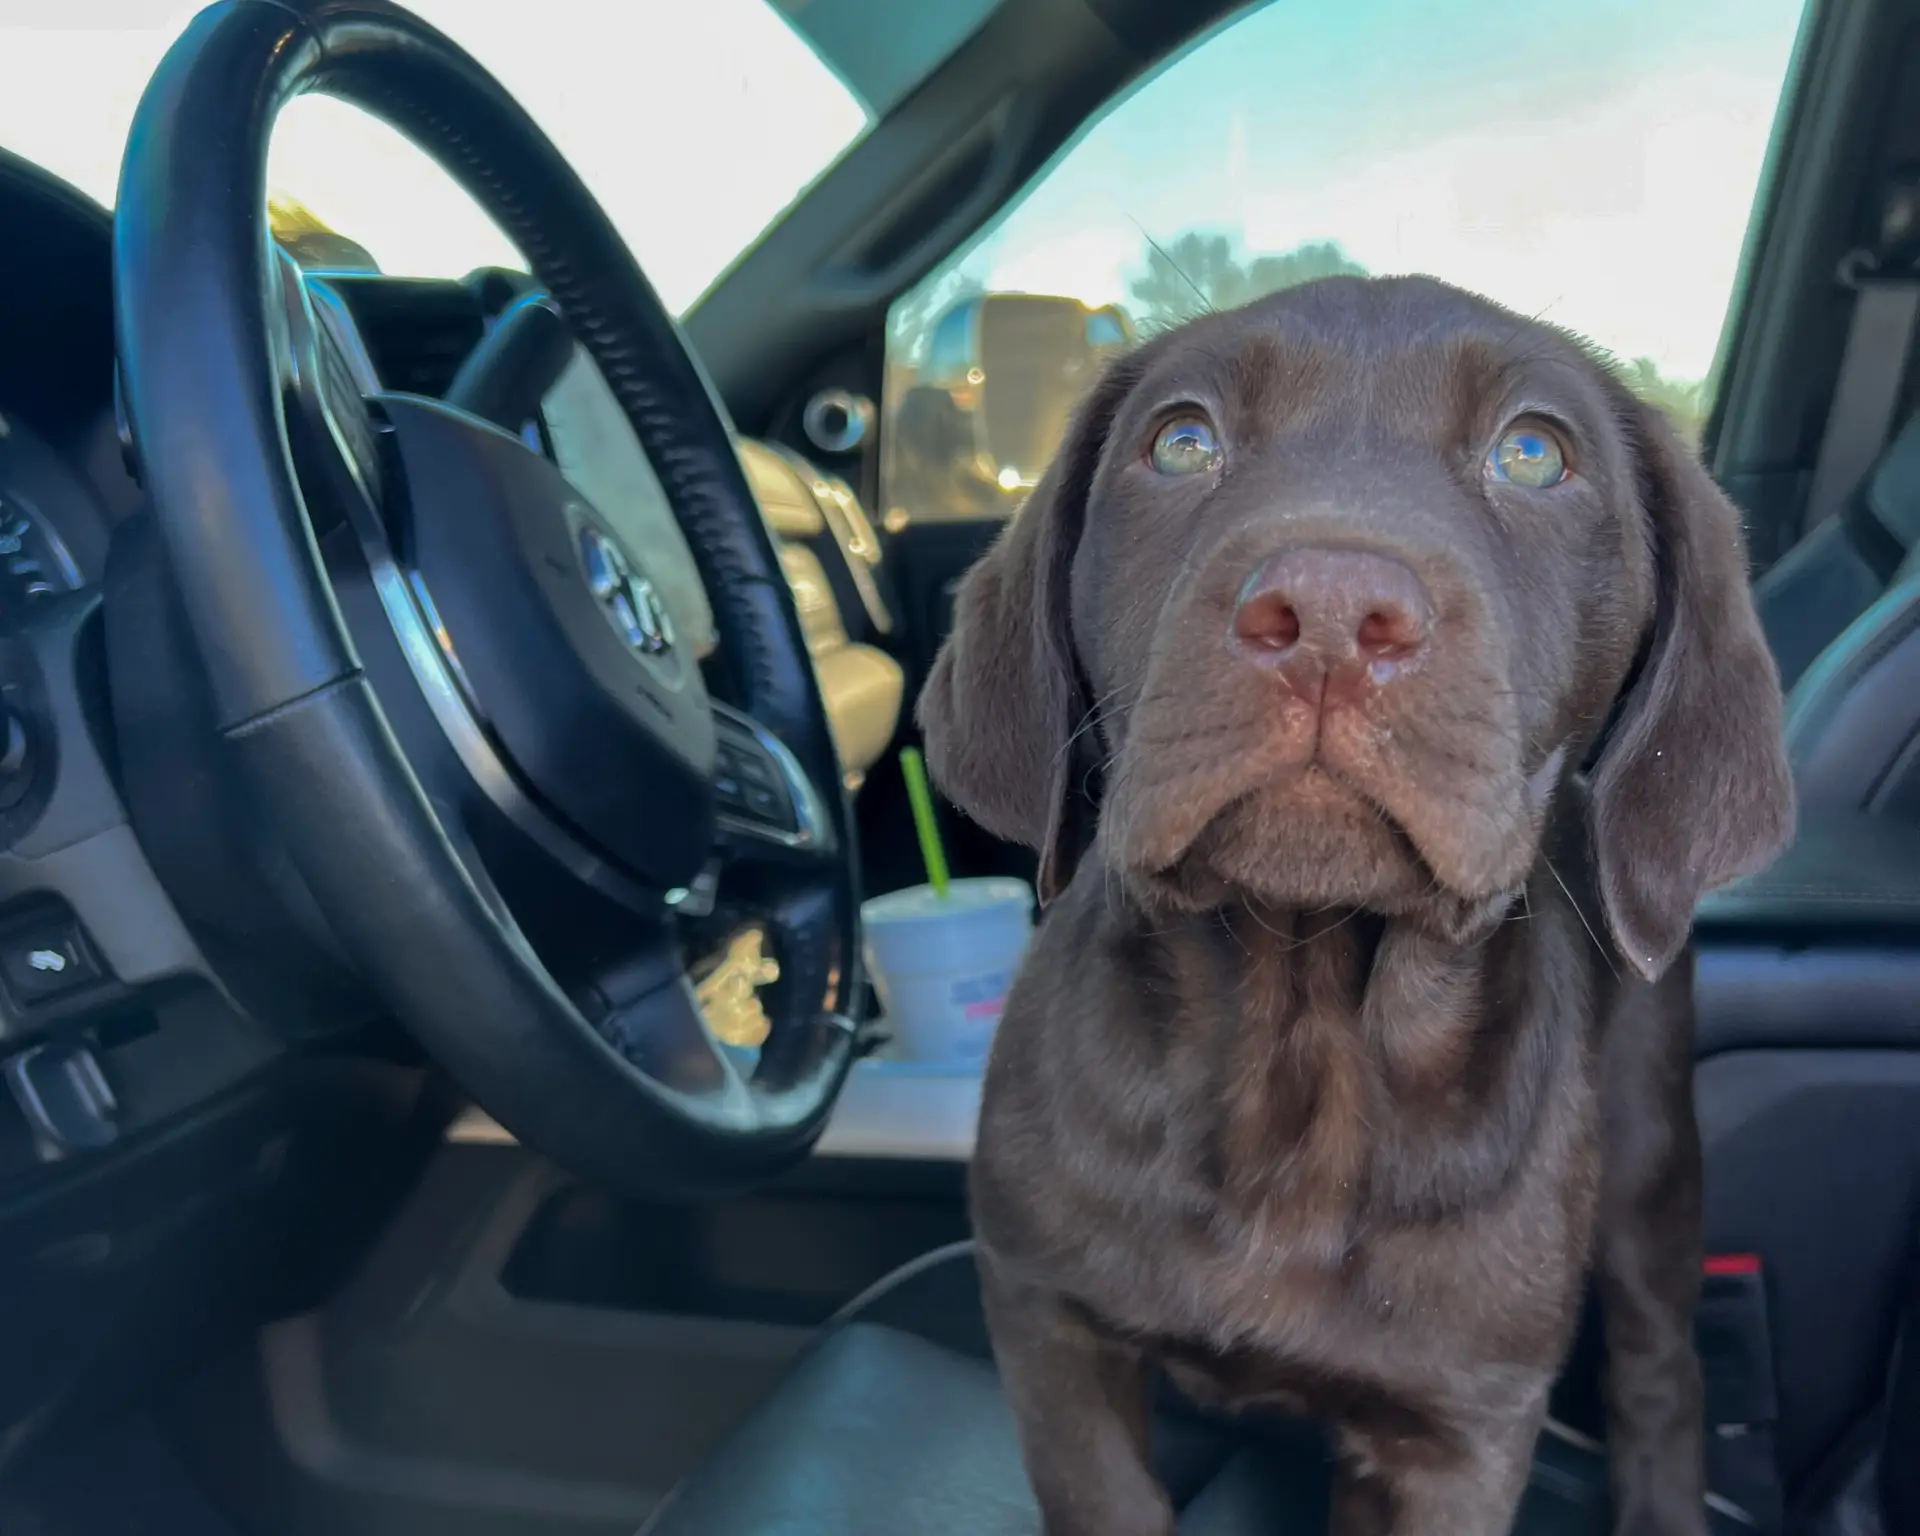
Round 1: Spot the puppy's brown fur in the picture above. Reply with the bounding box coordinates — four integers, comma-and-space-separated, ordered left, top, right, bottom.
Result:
919, 277, 1792, 1535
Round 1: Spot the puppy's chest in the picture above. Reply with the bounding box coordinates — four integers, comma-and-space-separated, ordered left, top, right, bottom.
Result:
1163, 912, 1519, 1225
1011, 909, 1585, 1354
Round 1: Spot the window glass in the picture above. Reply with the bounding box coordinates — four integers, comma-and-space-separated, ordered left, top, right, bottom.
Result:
0, 0, 908, 314
882, 0, 1809, 525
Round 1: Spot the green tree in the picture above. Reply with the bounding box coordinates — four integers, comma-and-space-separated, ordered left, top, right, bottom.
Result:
1616, 355, 1709, 448
1126, 232, 1367, 332
1126, 238, 1713, 447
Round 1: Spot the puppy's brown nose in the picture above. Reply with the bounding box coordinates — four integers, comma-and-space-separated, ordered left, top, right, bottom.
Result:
1232, 548, 1432, 693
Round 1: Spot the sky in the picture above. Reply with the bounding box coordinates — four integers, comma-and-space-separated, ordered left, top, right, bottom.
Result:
0, 0, 1809, 381
937, 0, 1811, 382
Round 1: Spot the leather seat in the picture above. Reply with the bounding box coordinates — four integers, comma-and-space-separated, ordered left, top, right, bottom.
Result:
1755, 410, 1920, 692
1783, 569, 1920, 816
637, 1244, 1746, 1535
1741, 408, 1920, 816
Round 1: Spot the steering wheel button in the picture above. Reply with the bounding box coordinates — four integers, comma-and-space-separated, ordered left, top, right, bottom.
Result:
734, 752, 776, 788
745, 781, 796, 830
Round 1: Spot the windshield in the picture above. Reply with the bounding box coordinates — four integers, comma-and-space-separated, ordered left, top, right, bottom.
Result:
0, 0, 998, 312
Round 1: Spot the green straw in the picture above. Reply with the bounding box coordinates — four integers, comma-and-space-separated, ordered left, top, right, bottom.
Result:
899, 746, 951, 899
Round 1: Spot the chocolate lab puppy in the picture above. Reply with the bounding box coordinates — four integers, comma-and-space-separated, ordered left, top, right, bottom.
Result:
918, 277, 1792, 1535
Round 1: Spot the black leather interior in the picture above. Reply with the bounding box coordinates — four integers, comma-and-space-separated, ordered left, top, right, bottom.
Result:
1687, 808, 1920, 1489
1758, 515, 1892, 691
1755, 409, 1920, 691
1704, 802, 1920, 948
637, 1246, 1750, 1535
1756, 409, 1920, 818
1692, 812, 1920, 1056
1697, 810, 1920, 936
1782, 573, 1920, 816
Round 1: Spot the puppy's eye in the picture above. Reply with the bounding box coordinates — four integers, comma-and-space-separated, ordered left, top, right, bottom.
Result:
1149, 414, 1221, 476
1486, 420, 1570, 488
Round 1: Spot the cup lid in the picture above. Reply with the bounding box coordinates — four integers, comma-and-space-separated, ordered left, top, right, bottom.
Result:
862, 877, 1034, 926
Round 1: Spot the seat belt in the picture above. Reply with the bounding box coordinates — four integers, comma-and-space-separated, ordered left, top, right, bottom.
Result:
1806, 173, 1920, 530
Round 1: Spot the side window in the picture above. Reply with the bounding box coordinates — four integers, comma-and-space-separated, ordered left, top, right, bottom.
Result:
881, 0, 1808, 526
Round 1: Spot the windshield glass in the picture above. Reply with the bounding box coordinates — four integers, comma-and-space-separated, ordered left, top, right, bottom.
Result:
0, 0, 997, 312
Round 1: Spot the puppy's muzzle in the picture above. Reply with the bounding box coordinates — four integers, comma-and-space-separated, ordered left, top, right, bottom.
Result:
1231, 546, 1434, 708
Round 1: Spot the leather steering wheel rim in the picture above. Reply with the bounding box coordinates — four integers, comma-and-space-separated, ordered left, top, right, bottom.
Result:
112, 0, 863, 1196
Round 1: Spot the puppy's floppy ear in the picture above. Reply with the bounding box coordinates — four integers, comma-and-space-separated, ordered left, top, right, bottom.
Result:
1589, 393, 1794, 980
917, 355, 1141, 901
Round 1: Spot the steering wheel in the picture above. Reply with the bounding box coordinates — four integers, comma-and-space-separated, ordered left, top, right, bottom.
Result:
111, 0, 867, 1197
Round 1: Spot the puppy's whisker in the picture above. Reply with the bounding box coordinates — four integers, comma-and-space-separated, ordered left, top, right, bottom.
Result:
1129, 218, 1217, 318
1543, 855, 1617, 979
1056, 681, 1135, 769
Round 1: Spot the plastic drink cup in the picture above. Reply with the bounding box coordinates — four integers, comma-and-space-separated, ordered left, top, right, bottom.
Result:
861, 877, 1034, 1065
